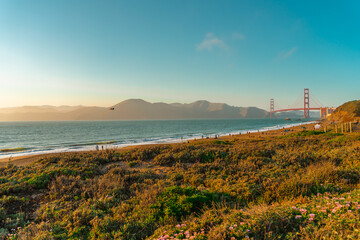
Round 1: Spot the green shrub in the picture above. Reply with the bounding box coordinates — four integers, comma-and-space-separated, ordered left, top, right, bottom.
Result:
150, 186, 219, 222
290, 130, 325, 137
213, 140, 233, 145
128, 161, 139, 168
27, 171, 54, 189
327, 135, 349, 143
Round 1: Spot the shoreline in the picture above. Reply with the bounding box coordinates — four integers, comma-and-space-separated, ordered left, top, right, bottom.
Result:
0, 121, 317, 167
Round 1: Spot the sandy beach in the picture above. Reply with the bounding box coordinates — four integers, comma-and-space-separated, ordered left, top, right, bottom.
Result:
0, 122, 318, 167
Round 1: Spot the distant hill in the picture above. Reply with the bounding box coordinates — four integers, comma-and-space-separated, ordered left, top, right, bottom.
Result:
0, 99, 269, 121
328, 100, 360, 122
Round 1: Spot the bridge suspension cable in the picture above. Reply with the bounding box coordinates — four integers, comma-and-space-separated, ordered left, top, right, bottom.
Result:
289, 93, 303, 109
309, 90, 324, 108
269, 88, 334, 119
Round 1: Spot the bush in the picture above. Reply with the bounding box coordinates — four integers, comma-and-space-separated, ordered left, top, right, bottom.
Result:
213, 140, 233, 145
150, 186, 219, 222
128, 161, 139, 168
27, 171, 54, 189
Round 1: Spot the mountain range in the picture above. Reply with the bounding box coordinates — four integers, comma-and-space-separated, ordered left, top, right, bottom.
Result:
0, 99, 269, 121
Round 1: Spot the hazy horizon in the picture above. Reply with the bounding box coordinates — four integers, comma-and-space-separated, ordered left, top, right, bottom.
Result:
0, 98, 273, 121
1, 1, 360, 110
0, 98, 269, 109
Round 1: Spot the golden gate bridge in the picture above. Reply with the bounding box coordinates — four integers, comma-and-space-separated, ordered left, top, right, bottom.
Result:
270, 88, 335, 119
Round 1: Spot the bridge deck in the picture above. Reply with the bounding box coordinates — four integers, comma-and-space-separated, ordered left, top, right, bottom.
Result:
273, 108, 322, 113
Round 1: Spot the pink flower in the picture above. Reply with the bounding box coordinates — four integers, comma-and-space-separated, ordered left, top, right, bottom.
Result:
309, 218, 314, 221
348, 210, 352, 213
309, 214, 315, 218
295, 215, 302, 219
229, 226, 234, 230
300, 208, 307, 213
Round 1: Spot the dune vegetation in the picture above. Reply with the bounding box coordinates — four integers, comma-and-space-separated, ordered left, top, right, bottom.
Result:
1, 128, 360, 239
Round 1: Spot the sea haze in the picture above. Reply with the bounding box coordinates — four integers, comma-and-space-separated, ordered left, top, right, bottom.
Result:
0, 119, 314, 159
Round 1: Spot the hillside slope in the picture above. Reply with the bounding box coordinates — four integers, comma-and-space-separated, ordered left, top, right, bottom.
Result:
328, 100, 360, 122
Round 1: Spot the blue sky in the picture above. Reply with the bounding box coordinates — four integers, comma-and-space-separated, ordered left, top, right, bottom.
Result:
0, 0, 359, 109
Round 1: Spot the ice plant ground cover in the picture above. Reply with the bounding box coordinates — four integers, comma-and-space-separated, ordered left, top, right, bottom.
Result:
0, 130, 360, 239
151, 185, 360, 240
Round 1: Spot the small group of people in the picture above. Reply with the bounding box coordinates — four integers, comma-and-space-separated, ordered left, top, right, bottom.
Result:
95, 145, 104, 151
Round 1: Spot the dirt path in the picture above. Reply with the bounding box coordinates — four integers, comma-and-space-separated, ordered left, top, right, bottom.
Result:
0, 154, 50, 167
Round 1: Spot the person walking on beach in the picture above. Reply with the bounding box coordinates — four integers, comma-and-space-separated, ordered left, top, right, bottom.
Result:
95, 145, 99, 151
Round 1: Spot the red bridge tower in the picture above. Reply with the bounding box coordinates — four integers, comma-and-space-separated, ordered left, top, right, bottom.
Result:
270, 98, 274, 119
304, 88, 310, 118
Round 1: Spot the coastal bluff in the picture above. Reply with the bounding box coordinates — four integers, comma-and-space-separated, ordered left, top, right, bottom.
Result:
328, 100, 360, 122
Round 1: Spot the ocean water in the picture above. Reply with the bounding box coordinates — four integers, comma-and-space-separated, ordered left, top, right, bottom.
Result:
0, 119, 315, 159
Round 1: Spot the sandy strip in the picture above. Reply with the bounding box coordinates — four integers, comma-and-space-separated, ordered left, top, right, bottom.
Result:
0, 122, 317, 167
